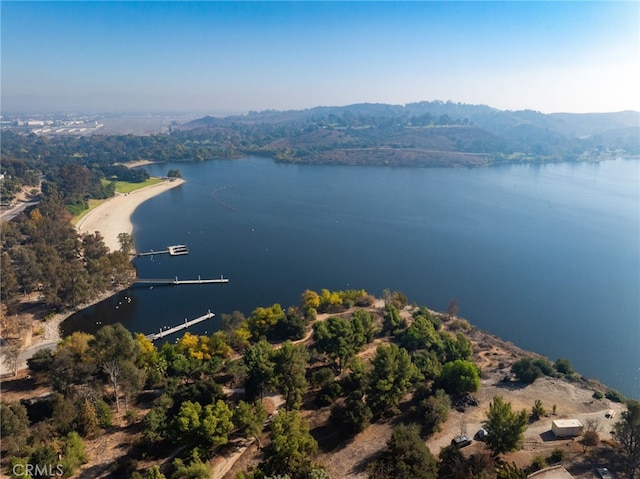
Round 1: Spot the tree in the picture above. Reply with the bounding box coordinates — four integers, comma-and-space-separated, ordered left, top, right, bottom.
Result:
171, 451, 212, 479
274, 341, 309, 411
350, 309, 377, 346
244, 340, 275, 401
200, 399, 234, 449
261, 411, 318, 479
1, 341, 22, 377
331, 396, 373, 437
382, 304, 406, 336
300, 289, 320, 318
483, 396, 528, 455
612, 399, 640, 479
117, 232, 135, 255
437, 445, 467, 479
442, 332, 473, 362
368, 424, 437, 479
167, 169, 182, 178
531, 399, 546, 421
401, 315, 442, 352
446, 298, 459, 320
367, 344, 418, 416
554, 358, 573, 375
511, 357, 542, 384
60, 431, 88, 477
89, 323, 140, 413
248, 303, 285, 340
0, 402, 30, 454
414, 388, 451, 436
436, 359, 480, 395
313, 316, 357, 374
581, 430, 600, 453
234, 400, 268, 446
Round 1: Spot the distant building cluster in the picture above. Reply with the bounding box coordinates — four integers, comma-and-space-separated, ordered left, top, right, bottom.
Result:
1, 113, 103, 135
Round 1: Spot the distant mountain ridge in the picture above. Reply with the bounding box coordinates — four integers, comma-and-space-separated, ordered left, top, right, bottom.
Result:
178, 101, 639, 167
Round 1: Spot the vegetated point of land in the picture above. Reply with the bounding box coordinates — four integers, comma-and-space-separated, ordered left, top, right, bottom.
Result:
1, 299, 629, 479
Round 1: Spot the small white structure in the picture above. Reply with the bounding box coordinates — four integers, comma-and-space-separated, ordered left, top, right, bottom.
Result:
552, 419, 584, 438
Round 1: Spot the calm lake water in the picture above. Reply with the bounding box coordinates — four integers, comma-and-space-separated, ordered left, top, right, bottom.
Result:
64, 156, 640, 399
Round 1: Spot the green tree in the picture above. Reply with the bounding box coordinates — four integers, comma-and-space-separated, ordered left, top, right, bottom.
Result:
531, 399, 546, 421
117, 232, 135, 255
200, 399, 234, 448
244, 340, 275, 401
60, 431, 88, 477
300, 289, 320, 318
261, 411, 318, 479
442, 332, 473, 362
89, 323, 140, 413
511, 357, 543, 384
414, 388, 451, 436
436, 359, 480, 395
313, 316, 356, 373
167, 169, 182, 178
171, 451, 212, 479
248, 303, 285, 340
350, 309, 377, 345
382, 304, 406, 336
368, 424, 437, 479
274, 341, 309, 410
0, 402, 30, 454
554, 358, 573, 375
437, 445, 467, 479
612, 399, 640, 479
483, 396, 528, 455
234, 400, 268, 446
401, 315, 442, 352
367, 344, 418, 416
331, 395, 373, 437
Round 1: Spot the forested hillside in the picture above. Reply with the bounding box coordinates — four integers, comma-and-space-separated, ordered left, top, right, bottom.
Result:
178, 101, 639, 166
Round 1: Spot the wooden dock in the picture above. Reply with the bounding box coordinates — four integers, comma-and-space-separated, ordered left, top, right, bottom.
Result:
134, 275, 229, 285
145, 311, 215, 341
137, 244, 189, 257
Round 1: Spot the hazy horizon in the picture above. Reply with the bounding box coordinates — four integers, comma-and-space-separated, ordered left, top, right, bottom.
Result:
2, 2, 639, 115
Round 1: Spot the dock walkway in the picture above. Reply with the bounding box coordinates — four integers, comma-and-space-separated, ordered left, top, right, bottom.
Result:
137, 244, 189, 257
135, 275, 229, 285
146, 311, 215, 341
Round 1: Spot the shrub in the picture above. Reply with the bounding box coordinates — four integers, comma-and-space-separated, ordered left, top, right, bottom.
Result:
605, 389, 626, 403
592, 390, 604, 400
554, 358, 573, 375
529, 456, 547, 472
449, 318, 471, 331
548, 448, 564, 464
511, 358, 542, 384
95, 400, 113, 427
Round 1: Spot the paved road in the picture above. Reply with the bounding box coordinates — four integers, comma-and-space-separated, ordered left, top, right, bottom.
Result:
0, 340, 57, 377
0, 199, 39, 222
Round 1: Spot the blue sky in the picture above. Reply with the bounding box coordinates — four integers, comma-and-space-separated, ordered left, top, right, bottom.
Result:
1, 1, 638, 114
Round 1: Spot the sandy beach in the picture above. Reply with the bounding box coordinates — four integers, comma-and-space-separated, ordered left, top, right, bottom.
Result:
76, 178, 185, 252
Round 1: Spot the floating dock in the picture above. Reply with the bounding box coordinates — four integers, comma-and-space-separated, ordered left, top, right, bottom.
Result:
137, 244, 189, 257
145, 311, 215, 341
135, 275, 229, 285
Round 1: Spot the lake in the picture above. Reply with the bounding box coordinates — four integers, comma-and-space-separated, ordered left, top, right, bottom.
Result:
63, 156, 640, 399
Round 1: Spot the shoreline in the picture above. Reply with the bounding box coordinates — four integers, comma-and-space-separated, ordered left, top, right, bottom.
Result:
75, 178, 185, 252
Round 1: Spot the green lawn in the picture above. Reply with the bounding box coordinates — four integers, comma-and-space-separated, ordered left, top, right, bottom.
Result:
71, 198, 108, 226
72, 177, 164, 225
102, 177, 163, 194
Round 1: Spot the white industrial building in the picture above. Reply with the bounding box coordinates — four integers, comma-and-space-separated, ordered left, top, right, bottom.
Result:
551, 419, 584, 437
